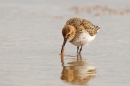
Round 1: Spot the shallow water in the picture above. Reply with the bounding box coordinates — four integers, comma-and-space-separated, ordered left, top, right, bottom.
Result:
0, 0, 130, 86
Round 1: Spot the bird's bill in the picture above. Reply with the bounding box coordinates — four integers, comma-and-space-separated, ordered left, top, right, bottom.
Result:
61, 39, 67, 54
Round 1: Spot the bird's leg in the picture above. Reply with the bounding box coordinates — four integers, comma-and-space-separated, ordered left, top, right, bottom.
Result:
77, 46, 79, 53
79, 46, 82, 54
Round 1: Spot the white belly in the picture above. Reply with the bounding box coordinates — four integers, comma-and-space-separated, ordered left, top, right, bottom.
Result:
70, 31, 96, 46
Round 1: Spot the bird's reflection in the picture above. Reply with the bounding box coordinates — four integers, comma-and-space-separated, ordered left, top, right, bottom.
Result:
60, 54, 96, 85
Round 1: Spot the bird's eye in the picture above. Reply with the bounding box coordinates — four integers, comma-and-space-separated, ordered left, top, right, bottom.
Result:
67, 34, 70, 37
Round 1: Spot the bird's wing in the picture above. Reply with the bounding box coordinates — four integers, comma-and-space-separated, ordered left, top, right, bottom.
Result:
66, 17, 100, 36
82, 19, 100, 36
66, 17, 84, 30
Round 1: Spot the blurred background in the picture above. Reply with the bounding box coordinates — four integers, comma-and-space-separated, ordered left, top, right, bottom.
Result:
0, 0, 130, 86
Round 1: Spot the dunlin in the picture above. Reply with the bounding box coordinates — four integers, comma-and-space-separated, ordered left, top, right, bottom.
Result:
61, 17, 100, 54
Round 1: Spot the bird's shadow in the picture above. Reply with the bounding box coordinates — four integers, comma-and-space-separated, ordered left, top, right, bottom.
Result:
60, 54, 96, 85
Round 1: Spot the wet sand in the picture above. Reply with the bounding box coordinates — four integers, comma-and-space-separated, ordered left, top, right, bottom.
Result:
0, 0, 130, 86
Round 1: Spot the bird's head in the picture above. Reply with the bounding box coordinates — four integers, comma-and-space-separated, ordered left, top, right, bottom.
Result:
61, 25, 76, 54
62, 25, 76, 41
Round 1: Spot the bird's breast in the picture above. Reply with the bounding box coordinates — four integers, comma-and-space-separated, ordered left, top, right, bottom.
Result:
70, 30, 96, 46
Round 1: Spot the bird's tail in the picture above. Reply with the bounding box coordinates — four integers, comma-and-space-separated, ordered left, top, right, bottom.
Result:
94, 25, 100, 30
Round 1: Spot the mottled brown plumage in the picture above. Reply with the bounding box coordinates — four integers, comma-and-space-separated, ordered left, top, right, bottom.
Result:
66, 17, 100, 36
